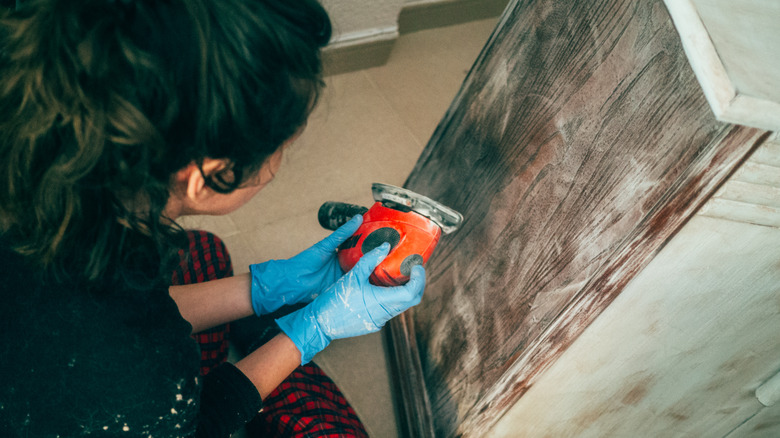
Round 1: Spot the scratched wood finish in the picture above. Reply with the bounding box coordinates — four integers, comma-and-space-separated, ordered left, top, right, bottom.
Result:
487, 216, 780, 437
487, 137, 780, 437
385, 0, 768, 436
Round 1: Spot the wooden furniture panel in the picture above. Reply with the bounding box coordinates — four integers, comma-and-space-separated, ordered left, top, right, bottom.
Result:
385, 0, 768, 436
486, 137, 780, 437
730, 404, 780, 438
664, 0, 780, 131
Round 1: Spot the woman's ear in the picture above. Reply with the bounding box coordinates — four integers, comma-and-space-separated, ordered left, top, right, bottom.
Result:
187, 158, 231, 202
169, 158, 232, 217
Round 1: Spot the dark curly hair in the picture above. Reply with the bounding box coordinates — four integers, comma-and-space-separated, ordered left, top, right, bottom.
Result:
0, 0, 332, 285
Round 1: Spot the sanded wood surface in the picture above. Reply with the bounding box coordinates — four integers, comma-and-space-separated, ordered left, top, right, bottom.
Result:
386, 0, 768, 436
487, 216, 780, 437
487, 138, 780, 437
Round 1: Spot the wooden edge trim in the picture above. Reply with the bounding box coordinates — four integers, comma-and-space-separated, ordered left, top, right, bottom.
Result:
664, 0, 780, 132
722, 94, 780, 133
662, 0, 736, 122
385, 312, 436, 438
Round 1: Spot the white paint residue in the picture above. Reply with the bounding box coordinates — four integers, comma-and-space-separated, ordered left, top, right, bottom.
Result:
314, 311, 326, 328
339, 284, 352, 305
428, 259, 483, 422
474, 57, 512, 130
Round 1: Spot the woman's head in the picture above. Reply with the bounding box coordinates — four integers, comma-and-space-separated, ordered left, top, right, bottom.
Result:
0, 0, 332, 283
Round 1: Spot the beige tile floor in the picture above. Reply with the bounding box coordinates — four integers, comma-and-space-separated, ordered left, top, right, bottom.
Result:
179, 18, 498, 437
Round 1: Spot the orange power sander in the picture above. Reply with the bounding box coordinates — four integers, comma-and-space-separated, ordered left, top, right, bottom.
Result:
318, 183, 464, 286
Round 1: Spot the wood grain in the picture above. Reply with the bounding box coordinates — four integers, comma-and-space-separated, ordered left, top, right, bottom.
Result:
488, 213, 780, 437
485, 137, 780, 435
385, 0, 768, 436
385, 312, 436, 438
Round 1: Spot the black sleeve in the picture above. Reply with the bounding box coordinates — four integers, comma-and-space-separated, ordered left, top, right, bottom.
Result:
196, 362, 263, 438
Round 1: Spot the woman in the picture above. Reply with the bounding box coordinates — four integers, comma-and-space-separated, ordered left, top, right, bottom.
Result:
0, 0, 425, 437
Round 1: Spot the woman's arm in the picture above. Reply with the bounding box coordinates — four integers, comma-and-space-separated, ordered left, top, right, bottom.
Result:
195, 333, 301, 437
172, 274, 303, 416
234, 333, 302, 399
170, 217, 364, 334
169, 274, 254, 333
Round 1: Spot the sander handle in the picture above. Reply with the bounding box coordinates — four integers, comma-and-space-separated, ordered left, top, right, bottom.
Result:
318, 202, 369, 231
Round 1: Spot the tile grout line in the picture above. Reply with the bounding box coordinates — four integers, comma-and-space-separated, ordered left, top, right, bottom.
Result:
361, 69, 429, 153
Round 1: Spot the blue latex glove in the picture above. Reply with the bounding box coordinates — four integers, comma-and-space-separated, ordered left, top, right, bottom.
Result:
249, 215, 363, 316
276, 243, 426, 364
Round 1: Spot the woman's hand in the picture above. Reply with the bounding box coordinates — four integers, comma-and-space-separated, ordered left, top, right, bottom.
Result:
249, 215, 363, 315
275, 243, 426, 364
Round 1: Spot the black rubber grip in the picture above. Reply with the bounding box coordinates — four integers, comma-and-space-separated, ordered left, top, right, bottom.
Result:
361, 227, 401, 254
318, 202, 369, 230
400, 254, 424, 276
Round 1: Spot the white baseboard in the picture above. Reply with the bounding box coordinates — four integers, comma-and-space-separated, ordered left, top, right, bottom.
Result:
322, 0, 509, 76
399, 0, 509, 34
322, 27, 399, 76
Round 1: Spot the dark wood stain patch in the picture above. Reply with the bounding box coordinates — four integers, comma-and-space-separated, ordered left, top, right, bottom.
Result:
621, 378, 652, 406
384, 0, 768, 436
